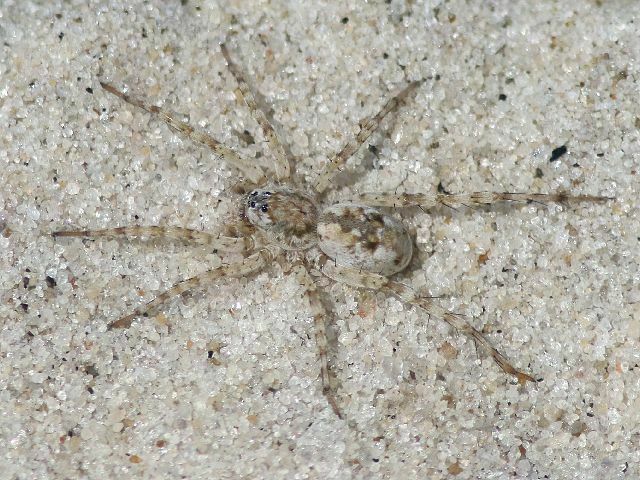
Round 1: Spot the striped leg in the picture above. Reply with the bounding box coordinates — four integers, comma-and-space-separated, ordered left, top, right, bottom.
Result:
296, 265, 343, 418
313, 81, 422, 193
107, 246, 279, 329
52, 226, 254, 253
321, 262, 535, 384
220, 44, 290, 181
354, 191, 612, 209
382, 281, 535, 384
100, 82, 266, 185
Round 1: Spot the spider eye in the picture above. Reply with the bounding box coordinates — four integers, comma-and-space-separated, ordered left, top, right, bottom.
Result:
264, 191, 272, 196
249, 201, 256, 208
250, 191, 257, 197
260, 204, 268, 213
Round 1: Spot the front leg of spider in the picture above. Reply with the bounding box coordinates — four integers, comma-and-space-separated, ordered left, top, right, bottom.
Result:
106, 247, 279, 329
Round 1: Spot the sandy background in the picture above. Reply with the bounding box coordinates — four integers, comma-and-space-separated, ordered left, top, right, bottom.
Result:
1, 1, 638, 478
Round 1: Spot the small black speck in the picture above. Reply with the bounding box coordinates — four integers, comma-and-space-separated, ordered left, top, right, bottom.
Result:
341, 17, 349, 24
20, 303, 29, 312
437, 181, 450, 194
87, 386, 94, 394
586, 412, 594, 417
382, 52, 389, 59
496, 329, 502, 334
23, 277, 30, 288
142, 27, 147, 38
29, 81, 35, 88
86, 87, 93, 94
572, 162, 580, 168
498, 93, 507, 101
549, 145, 567, 162
372, 458, 379, 463
46, 276, 57, 288
535, 167, 544, 178
58, 32, 64, 40
435, 74, 441, 81
596, 152, 604, 157
207, 350, 214, 358
134, 215, 139, 220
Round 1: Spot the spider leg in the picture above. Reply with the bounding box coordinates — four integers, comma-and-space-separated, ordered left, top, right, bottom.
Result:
294, 264, 342, 418
99, 81, 266, 185
108, 246, 279, 329
321, 261, 535, 384
354, 191, 612, 209
313, 81, 422, 193
52, 226, 254, 252
220, 44, 290, 182
383, 281, 535, 384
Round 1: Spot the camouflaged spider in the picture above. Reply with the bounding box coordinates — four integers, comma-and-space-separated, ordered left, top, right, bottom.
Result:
53, 43, 609, 418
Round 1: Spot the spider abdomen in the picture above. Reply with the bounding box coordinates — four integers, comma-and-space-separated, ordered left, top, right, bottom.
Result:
317, 204, 413, 276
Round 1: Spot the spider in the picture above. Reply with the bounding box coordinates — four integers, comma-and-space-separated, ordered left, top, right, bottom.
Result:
53, 43, 609, 418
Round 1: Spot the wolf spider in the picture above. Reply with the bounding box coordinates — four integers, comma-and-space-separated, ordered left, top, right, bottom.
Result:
53, 44, 609, 418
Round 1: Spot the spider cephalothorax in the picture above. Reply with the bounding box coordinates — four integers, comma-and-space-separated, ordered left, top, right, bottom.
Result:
245, 188, 318, 250
52, 42, 610, 419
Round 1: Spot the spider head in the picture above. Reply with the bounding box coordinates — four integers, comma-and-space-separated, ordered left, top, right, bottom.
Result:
244, 188, 318, 250
244, 189, 274, 226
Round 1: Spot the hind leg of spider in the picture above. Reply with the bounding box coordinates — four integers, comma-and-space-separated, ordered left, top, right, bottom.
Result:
99, 81, 266, 185
321, 261, 535, 384
108, 246, 279, 329
354, 191, 613, 209
52, 226, 254, 252
220, 43, 290, 181
383, 281, 535, 384
313, 81, 422, 193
